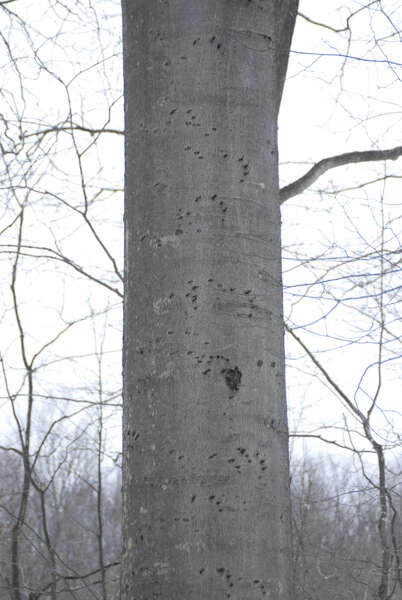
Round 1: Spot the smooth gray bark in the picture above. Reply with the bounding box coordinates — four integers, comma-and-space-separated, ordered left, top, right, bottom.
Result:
122, 1, 298, 598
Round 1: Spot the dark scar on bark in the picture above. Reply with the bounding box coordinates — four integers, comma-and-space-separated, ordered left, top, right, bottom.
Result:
222, 366, 242, 392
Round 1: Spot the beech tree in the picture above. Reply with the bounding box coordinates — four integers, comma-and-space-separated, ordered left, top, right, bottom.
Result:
121, 1, 299, 598
121, 1, 402, 599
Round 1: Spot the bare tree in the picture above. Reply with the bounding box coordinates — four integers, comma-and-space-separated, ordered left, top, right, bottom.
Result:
121, 0, 401, 597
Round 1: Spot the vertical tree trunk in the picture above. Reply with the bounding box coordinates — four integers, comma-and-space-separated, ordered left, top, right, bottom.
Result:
121, 1, 298, 598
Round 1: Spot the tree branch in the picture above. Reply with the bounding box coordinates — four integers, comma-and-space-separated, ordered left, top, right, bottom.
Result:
275, 0, 300, 114
279, 145, 402, 204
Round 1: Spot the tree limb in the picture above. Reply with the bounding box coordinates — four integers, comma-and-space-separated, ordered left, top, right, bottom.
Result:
279, 145, 402, 204
275, 0, 300, 114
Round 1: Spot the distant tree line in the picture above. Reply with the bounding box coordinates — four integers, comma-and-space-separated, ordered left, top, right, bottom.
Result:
0, 447, 399, 599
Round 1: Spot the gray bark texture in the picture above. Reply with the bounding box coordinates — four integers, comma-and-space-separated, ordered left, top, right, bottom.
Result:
121, 1, 298, 598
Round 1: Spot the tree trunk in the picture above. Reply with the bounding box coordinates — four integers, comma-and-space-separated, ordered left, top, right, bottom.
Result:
121, 1, 298, 598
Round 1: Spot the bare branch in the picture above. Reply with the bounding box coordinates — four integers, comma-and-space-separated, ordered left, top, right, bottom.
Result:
280, 145, 402, 203
21, 124, 124, 139
289, 49, 402, 67
289, 432, 373, 454
298, 1, 380, 34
